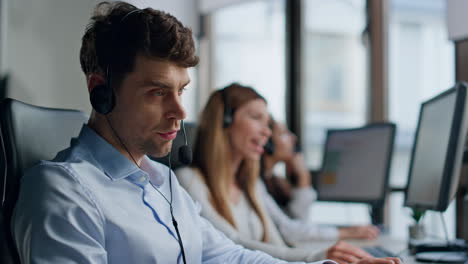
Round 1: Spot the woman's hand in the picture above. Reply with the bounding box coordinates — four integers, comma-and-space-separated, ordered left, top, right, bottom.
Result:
285, 153, 311, 188
339, 225, 380, 240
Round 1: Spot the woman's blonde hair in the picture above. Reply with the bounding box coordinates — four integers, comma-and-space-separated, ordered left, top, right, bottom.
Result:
193, 83, 270, 242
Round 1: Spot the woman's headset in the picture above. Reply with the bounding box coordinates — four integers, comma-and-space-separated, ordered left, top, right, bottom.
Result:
219, 87, 234, 128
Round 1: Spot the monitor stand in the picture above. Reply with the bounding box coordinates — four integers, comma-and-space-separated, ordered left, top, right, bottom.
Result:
371, 205, 384, 225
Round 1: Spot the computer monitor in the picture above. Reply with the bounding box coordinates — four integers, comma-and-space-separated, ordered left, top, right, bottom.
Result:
405, 82, 468, 212
316, 123, 396, 206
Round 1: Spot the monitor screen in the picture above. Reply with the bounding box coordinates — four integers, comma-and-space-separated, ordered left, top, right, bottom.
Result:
405, 83, 468, 212
316, 123, 396, 205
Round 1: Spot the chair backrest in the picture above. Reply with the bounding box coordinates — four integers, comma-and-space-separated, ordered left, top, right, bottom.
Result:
152, 122, 197, 170
0, 74, 9, 101
0, 98, 88, 264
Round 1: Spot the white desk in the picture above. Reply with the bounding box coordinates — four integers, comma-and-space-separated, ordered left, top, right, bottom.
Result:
347, 235, 407, 255
300, 235, 461, 264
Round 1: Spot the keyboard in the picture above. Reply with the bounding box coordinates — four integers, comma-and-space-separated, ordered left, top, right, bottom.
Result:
363, 246, 398, 258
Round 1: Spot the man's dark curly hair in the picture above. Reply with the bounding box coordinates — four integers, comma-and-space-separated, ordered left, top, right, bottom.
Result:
80, 1, 199, 86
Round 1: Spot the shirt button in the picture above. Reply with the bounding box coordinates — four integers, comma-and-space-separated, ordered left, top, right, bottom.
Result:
139, 175, 147, 182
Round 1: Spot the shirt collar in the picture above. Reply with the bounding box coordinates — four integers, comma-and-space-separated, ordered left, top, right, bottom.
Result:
76, 125, 160, 182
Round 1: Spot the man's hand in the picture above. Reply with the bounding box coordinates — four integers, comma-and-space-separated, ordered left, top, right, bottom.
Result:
339, 225, 380, 240
355, 257, 401, 264
326, 241, 401, 264
326, 241, 372, 264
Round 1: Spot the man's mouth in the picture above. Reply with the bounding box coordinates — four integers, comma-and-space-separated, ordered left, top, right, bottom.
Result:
157, 130, 178, 140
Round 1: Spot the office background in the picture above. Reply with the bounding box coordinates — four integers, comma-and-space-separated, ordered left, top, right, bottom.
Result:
0, 0, 466, 241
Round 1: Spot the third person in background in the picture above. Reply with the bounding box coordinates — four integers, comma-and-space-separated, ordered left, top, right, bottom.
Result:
261, 119, 380, 240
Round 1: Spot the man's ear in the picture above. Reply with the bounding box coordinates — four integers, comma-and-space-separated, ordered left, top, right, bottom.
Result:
87, 74, 106, 93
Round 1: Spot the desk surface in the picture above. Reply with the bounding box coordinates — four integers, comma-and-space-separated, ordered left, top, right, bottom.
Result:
347, 235, 407, 255
301, 235, 462, 264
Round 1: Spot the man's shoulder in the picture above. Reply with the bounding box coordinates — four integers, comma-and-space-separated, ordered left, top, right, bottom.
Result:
21, 146, 98, 192
17, 147, 108, 220
22, 163, 76, 193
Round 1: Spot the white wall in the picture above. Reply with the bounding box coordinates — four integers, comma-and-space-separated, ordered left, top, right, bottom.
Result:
5, 0, 99, 112
4, 0, 199, 113
199, 0, 251, 13
127, 0, 199, 35
447, 0, 468, 41
0, 0, 7, 72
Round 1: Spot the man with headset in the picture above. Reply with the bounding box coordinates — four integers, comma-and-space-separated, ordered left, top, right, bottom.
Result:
11, 2, 401, 264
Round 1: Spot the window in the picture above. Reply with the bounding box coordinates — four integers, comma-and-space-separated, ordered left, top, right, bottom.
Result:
301, 0, 368, 169
183, 68, 199, 122
388, 0, 455, 239
301, 0, 370, 226
211, 0, 287, 122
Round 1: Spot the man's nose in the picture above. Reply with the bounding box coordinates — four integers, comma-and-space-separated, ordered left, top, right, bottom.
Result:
165, 94, 187, 121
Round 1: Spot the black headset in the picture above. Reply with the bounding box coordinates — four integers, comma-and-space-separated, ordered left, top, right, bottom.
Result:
89, 9, 192, 165
89, 66, 116, 115
88, 9, 189, 264
220, 87, 277, 155
89, 9, 142, 115
264, 138, 275, 155
264, 134, 301, 156
263, 115, 276, 155
220, 87, 234, 128
263, 122, 301, 156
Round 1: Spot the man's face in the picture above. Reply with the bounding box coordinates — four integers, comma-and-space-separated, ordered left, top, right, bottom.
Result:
108, 55, 189, 158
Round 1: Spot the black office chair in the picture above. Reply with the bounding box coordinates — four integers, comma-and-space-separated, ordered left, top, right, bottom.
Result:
152, 122, 197, 170
0, 73, 10, 101
0, 98, 88, 264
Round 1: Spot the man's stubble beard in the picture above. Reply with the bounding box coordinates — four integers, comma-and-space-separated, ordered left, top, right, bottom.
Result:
138, 138, 173, 158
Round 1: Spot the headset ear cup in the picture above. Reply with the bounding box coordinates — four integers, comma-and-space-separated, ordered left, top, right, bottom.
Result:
223, 108, 234, 128
90, 84, 115, 114
221, 88, 234, 128
264, 137, 275, 155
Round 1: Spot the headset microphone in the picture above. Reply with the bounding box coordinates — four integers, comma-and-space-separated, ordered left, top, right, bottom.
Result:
178, 120, 192, 165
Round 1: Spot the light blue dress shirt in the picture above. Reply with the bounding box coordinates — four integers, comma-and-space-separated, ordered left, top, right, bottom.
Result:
12, 125, 332, 264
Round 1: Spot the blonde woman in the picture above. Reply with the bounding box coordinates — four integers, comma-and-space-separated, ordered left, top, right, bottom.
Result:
177, 83, 396, 264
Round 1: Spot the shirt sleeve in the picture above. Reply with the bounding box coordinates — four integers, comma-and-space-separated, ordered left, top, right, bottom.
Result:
176, 167, 331, 263
12, 163, 107, 264
260, 181, 339, 243
198, 213, 335, 264
287, 186, 316, 221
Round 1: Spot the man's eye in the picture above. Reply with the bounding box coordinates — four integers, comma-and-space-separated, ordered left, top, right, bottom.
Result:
178, 87, 187, 95
153, 90, 165, 96
250, 114, 262, 120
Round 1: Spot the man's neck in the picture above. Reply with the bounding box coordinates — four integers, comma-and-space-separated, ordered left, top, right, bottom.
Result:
88, 115, 144, 166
